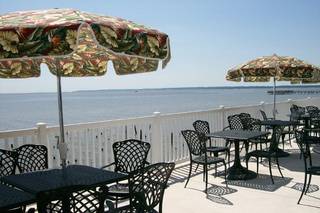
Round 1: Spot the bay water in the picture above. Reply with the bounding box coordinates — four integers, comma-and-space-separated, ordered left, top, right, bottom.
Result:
1, 86, 319, 131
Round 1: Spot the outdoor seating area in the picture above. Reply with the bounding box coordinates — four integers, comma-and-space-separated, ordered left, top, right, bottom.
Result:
1, 104, 319, 212
0, 140, 175, 212
0, 3, 320, 212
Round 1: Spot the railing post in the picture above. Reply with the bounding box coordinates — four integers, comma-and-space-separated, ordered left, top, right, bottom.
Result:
152, 112, 162, 163
37, 122, 47, 146
259, 101, 265, 118
37, 123, 53, 168
219, 105, 225, 129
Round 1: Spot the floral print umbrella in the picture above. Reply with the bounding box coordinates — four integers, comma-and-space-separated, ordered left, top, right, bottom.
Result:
0, 8, 171, 166
226, 54, 320, 118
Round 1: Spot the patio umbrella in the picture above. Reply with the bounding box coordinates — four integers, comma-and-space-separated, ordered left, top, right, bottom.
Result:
0, 9, 171, 166
226, 54, 320, 119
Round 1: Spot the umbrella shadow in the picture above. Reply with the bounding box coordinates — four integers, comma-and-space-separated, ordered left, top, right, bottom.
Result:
224, 174, 292, 192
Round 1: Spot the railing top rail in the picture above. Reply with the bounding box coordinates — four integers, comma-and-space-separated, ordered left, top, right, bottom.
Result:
0, 128, 37, 138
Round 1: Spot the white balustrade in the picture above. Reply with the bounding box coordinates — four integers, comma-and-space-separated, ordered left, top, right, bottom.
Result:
1, 97, 319, 168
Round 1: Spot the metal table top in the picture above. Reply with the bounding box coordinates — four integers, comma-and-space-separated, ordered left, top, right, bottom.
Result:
206, 130, 270, 141
1, 165, 126, 195
260, 120, 297, 126
0, 183, 35, 211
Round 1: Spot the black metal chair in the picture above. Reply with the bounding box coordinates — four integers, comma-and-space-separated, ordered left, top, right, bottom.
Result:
245, 126, 284, 184
0, 149, 17, 177
107, 162, 175, 213
227, 114, 251, 154
260, 109, 273, 131
295, 129, 320, 204
193, 120, 230, 166
181, 130, 227, 193
40, 186, 108, 213
14, 144, 48, 174
1, 149, 33, 213
101, 139, 151, 206
246, 117, 270, 150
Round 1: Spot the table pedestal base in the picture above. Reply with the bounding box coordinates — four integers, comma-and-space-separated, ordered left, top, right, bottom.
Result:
227, 164, 257, 180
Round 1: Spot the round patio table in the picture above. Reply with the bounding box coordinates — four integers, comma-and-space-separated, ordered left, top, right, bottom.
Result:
207, 130, 270, 180
260, 120, 298, 157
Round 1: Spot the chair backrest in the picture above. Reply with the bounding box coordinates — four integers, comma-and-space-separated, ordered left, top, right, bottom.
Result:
129, 162, 175, 213
269, 126, 284, 152
193, 120, 210, 134
227, 114, 244, 130
260, 110, 268, 121
306, 105, 319, 114
15, 144, 48, 173
113, 139, 150, 174
181, 130, 206, 156
290, 104, 305, 115
247, 118, 261, 131
0, 149, 17, 177
43, 187, 106, 213
294, 130, 311, 161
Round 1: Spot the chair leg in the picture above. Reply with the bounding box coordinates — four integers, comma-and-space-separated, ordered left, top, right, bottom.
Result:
298, 173, 308, 204
227, 150, 230, 168
224, 162, 228, 188
203, 165, 206, 182
195, 164, 199, 172
275, 157, 283, 178
245, 142, 249, 156
305, 174, 312, 194
245, 155, 249, 169
214, 152, 218, 177
256, 157, 259, 174
205, 164, 208, 193
268, 158, 274, 184
185, 162, 192, 188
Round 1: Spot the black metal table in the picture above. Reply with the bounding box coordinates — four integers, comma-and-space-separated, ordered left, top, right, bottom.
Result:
260, 120, 297, 157
207, 130, 269, 180
1, 165, 127, 212
0, 183, 35, 211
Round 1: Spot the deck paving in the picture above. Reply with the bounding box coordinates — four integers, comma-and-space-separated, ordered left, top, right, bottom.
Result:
163, 144, 320, 213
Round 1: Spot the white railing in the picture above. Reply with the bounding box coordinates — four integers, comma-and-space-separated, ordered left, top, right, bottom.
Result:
1, 97, 320, 168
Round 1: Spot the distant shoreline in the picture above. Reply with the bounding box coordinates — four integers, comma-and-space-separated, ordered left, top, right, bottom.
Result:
1, 85, 320, 95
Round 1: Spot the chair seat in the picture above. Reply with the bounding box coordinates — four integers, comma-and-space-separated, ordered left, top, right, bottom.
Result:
106, 183, 129, 197
206, 146, 229, 153
249, 138, 269, 144
246, 150, 281, 158
307, 166, 320, 175
305, 136, 320, 145
193, 155, 224, 165
107, 205, 158, 213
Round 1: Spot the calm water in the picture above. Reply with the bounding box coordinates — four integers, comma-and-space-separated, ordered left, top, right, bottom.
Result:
1, 86, 319, 130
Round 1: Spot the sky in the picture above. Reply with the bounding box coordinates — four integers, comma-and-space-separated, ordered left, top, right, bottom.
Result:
0, 0, 319, 93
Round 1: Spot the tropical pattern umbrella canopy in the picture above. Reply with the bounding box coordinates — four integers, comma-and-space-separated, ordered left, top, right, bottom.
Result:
226, 54, 320, 82
225, 54, 320, 119
0, 8, 171, 78
0, 8, 171, 166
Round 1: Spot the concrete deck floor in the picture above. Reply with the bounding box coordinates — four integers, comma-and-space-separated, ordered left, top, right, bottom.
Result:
163, 144, 320, 213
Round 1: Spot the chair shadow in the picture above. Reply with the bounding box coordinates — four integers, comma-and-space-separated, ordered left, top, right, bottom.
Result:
168, 163, 228, 186
291, 182, 319, 193
278, 148, 320, 173
224, 174, 292, 192
206, 184, 237, 205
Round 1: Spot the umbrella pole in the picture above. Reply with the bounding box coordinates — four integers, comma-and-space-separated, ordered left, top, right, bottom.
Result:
273, 77, 276, 119
57, 75, 67, 167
